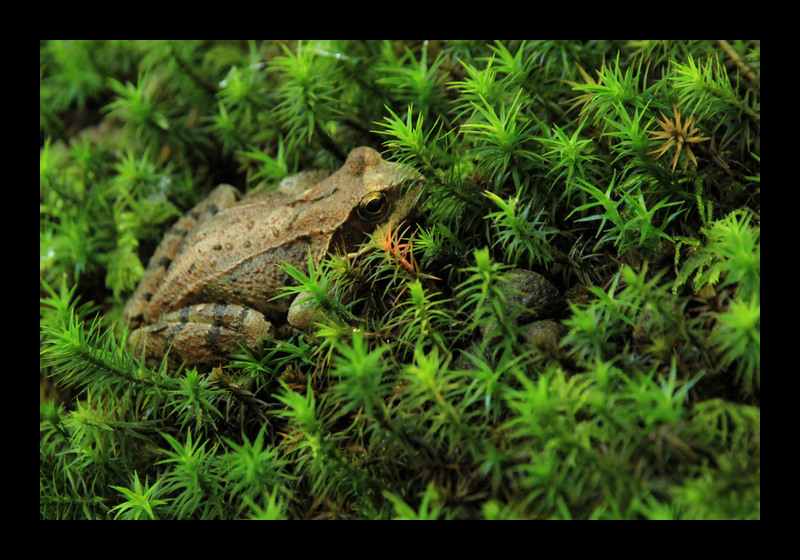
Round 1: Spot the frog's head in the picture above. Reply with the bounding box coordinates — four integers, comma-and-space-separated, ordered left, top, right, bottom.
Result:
332, 147, 424, 252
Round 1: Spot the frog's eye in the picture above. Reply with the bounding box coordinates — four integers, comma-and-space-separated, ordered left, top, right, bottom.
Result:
357, 191, 391, 223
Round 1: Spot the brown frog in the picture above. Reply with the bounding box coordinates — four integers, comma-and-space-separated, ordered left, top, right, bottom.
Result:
124, 147, 421, 369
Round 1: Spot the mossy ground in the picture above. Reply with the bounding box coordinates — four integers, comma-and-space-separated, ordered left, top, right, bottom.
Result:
40, 40, 759, 519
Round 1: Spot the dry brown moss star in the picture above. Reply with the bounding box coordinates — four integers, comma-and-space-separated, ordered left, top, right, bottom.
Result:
647, 104, 710, 173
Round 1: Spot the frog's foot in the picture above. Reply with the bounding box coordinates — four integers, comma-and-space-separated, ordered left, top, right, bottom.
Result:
128, 303, 273, 368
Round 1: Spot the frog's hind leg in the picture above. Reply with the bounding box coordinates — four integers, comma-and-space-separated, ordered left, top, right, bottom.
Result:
128, 303, 273, 369
123, 185, 241, 328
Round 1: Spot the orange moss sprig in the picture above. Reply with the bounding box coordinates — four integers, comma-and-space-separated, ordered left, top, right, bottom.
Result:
376, 221, 420, 277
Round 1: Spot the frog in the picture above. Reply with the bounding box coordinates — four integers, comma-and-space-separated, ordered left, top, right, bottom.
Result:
123, 146, 421, 370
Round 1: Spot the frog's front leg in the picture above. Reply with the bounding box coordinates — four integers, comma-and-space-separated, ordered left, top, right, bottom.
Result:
128, 303, 273, 368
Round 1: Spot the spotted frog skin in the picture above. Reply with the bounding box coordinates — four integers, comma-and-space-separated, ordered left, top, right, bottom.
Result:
123, 147, 421, 369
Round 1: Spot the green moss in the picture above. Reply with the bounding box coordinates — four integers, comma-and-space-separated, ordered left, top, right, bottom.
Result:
41, 40, 759, 519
